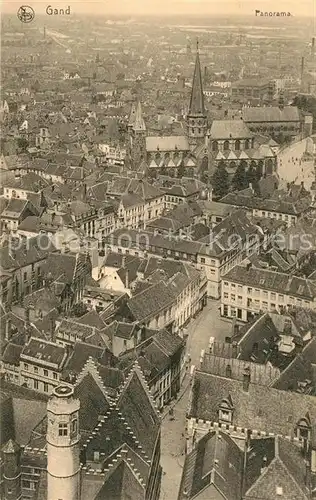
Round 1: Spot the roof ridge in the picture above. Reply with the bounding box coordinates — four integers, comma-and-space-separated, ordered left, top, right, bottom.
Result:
116, 360, 161, 419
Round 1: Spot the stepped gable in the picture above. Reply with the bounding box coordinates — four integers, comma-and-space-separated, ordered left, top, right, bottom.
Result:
74, 368, 113, 436
116, 361, 161, 458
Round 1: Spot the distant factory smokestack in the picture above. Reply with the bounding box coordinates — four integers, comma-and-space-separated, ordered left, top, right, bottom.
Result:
301, 57, 305, 90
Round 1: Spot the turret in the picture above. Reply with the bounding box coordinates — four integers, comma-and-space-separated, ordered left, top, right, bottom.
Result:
46, 385, 80, 500
2, 439, 22, 500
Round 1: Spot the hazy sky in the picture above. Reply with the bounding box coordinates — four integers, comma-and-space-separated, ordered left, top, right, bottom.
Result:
2, 0, 315, 17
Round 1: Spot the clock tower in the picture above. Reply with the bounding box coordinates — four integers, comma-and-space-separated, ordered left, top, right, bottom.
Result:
187, 41, 208, 145
46, 385, 80, 500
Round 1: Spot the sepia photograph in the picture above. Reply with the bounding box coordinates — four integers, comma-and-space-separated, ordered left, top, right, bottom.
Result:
0, 0, 316, 499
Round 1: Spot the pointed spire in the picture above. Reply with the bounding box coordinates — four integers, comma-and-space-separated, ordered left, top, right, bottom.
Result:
133, 100, 146, 132
188, 43, 205, 116
128, 102, 136, 127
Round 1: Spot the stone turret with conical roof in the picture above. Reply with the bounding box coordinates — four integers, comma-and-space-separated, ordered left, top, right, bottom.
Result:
2, 439, 22, 500
186, 40, 207, 144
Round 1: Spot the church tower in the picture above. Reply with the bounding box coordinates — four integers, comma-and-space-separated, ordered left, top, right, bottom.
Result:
187, 41, 207, 144
2, 439, 22, 500
127, 100, 146, 168
47, 385, 80, 500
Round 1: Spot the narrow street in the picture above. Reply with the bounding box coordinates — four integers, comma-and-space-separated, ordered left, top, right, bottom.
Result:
160, 300, 233, 500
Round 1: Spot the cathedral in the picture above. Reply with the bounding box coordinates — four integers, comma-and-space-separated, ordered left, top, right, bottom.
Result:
127, 43, 209, 178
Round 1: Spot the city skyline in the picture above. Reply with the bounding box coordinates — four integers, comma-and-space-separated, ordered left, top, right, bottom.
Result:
2, 0, 315, 17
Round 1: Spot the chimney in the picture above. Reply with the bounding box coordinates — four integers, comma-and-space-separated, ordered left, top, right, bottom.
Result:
301, 57, 305, 88
242, 366, 251, 392
25, 307, 30, 325
232, 341, 238, 359
50, 318, 55, 342
305, 462, 311, 489
5, 318, 11, 342
125, 269, 129, 289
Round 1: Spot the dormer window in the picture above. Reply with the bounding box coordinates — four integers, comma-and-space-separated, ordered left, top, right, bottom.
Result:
295, 416, 311, 440
218, 396, 234, 424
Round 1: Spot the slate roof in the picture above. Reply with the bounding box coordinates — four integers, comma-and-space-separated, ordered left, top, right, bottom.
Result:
209, 119, 253, 140
188, 49, 205, 116
146, 135, 189, 152
178, 430, 244, 500
0, 235, 56, 271
243, 106, 300, 123
224, 265, 316, 300
21, 337, 66, 368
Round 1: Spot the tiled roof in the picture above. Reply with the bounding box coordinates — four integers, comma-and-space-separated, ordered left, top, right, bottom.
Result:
189, 371, 316, 436
127, 281, 175, 322
272, 337, 316, 394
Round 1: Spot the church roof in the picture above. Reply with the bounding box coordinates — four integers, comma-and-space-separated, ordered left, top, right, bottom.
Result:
133, 101, 146, 132
243, 106, 300, 123
209, 120, 253, 140
188, 46, 205, 117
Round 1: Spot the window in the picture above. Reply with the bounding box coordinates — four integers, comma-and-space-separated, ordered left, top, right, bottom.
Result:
247, 287, 252, 294
24, 363, 28, 371
34, 380, 38, 390
71, 419, 77, 434
22, 480, 35, 490
53, 372, 58, 380
200, 257, 205, 264
44, 369, 48, 377
44, 383, 49, 393
224, 292, 229, 299
34, 366, 38, 374
231, 294, 236, 302
58, 423, 68, 436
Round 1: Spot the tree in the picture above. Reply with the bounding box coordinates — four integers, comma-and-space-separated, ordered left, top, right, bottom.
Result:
212, 162, 230, 199
177, 163, 185, 178
232, 162, 247, 192
246, 164, 258, 185
70, 302, 88, 318
16, 137, 29, 152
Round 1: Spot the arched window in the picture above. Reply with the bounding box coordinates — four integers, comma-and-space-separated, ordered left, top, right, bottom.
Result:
212, 140, 218, 152
223, 140, 230, 151
235, 140, 241, 151
245, 139, 250, 150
